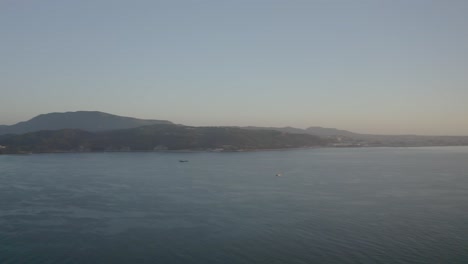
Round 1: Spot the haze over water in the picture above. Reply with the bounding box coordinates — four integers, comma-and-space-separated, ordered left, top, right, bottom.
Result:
1, 147, 467, 263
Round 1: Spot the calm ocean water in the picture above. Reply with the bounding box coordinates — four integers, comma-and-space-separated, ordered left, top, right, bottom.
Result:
0, 147, 467, 263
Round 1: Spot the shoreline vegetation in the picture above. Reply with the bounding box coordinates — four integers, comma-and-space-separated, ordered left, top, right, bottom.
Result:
0, 125, 330, 155
0, 146, 326, 155
1, 124, 468, 155
3, 145, 468, 156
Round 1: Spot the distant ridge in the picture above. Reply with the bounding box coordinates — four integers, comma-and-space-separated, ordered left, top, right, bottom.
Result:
0, 111, 172, 135
1, 111, 467, 148
305, 126, 359, 137
243, 126, 358, 137
243, 125, 468, 146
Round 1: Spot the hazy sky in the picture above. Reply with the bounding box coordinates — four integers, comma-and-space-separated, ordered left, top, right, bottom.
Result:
1, 0, 468, 135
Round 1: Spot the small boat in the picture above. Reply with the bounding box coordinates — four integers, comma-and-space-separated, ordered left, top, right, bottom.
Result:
276, 173, 282, 177
179, 160, 189, 162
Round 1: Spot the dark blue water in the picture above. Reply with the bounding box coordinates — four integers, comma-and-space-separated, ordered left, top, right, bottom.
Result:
1, 147, 467, 263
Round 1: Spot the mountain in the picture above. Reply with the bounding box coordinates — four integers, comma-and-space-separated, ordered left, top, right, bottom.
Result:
0, 125, 328, 154
0, 111, 172, 135
1, 111, 467, 149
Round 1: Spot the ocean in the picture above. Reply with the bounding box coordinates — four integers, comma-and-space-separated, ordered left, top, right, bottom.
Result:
1, 147, 467, 263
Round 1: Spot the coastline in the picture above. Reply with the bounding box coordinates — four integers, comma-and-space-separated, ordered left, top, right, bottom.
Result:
3, 145, 468, 156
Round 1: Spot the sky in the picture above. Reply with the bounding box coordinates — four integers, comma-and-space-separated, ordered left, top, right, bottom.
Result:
1, 0, 468, 135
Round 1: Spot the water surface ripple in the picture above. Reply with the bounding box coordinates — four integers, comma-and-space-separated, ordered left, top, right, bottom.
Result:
1, 147, 467, 263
